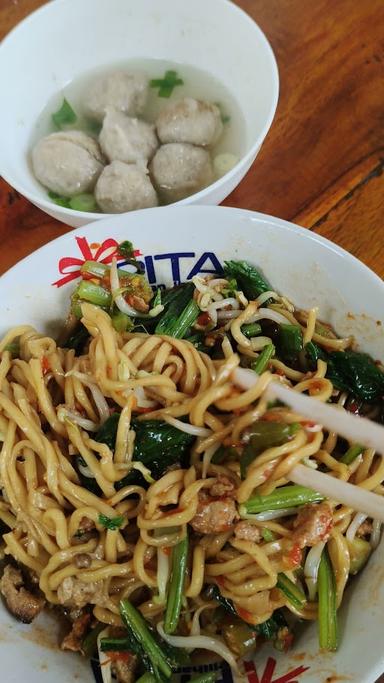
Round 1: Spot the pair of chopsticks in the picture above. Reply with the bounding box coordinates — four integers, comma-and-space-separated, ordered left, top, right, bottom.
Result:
232, 367, 384, 522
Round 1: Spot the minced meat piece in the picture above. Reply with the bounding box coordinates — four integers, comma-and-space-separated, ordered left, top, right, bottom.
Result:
0, 564, 45, 624
292, 502, 333, 548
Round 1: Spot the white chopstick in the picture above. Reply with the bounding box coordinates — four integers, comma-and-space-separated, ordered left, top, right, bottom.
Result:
232, 367, 384, 522
291, 464, 384, 522
233, 367, 384, 453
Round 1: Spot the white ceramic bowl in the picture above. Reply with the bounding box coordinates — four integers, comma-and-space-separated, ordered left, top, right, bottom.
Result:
0, 205, 383, 682
0, 0, 278, 228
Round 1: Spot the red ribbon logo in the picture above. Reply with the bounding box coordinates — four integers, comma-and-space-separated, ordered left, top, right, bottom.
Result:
52, 236, 141, 287
244, 658, 309, 683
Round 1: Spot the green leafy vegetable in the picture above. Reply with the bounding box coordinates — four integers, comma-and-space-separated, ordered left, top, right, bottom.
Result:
326, 350, 384, 402
164, 533, 189, 634
340, 443, 364, 465
276, 572, 306, 609
82, 623, 105, 658
98, 513, 124, 530
209, 585, 290, 645
63, 324, 90, 355
240, 422, 299, 477
278, 324, 303, 365
69, 193, 98, 212
94, 414, 194, 487
165, 299, 200, 339
250, 343, 275, 374
150, 70, 184, 97
223, 260, 271, 299
184, 331, 206, 352
52, 97, 77, 128
305, 340, 328, 368
4, 341, 20, 356
318, 547, 338, 651
155, 283, 196, 337
119, 599, 172, 681
240, 484, 324, 515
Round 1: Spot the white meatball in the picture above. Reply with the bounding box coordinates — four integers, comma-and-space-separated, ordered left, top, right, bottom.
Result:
156, 98, 223, 147
84, 71, 149, 122
95, 161, 158, 213
32, 131, 104, 196
150, 143, 213, 203
99, 109, 158, 166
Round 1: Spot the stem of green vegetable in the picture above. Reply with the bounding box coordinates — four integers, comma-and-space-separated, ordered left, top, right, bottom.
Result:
164, 533, 189, 634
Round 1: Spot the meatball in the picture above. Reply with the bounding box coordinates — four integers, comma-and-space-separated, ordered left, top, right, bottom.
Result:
95, 160, 158, 213
149, 143, 213, 203
156, 97, 223, 147
99, 109, 158, 166
32, 131, 104, 196
83, 71, 149, 122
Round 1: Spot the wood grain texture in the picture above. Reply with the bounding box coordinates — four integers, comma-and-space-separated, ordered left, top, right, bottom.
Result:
0, 2, 383, 681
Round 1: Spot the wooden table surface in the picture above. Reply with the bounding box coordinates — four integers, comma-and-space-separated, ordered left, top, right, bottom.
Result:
0, 0, 383, 679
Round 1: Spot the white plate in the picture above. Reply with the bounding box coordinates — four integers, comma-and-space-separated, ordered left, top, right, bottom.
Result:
0, 206, 383, 683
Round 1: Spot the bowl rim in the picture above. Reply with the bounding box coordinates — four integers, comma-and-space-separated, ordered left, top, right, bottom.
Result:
0, 0, 279, 219
1, 204, 382, 292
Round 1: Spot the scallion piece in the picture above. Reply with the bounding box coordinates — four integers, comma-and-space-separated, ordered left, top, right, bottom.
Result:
76, 280, 112, 308
340, 443, 364, 465
261, 528, 276, 542
100, 636, 131, 652
240, 421, 298, 477
98, 513, 124, 530
318, 547, 338, 651
164, 533, 188, 634
276, 572, 306, 609
241, 322, 262, 339
240, 484, 324, 515
150, 70, 184, 97
251, 343, 275, 374
4, 342, 20, 356
48, 190, 70, 208
69, 193, 98, 212
52, 97, 77, 128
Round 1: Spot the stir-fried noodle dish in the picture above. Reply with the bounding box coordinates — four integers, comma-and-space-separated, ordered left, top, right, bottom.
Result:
0, 242, 383, 682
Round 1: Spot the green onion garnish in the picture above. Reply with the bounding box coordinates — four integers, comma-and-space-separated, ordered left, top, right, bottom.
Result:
69, 193, 98, 212
48, 190, 70, 208
150, 70, 184, 97
52, 97, 77, 129
98, 513, 124, 530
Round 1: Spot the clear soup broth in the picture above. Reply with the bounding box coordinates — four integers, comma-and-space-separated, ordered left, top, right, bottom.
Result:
31, 58, 246, 212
